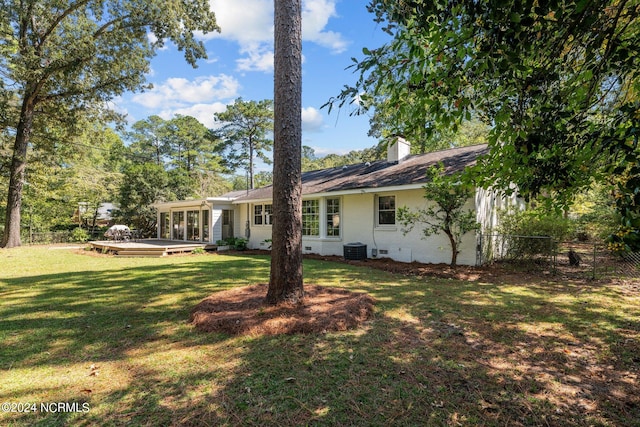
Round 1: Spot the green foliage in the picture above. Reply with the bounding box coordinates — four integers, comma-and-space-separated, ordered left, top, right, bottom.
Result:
70, 227, 89, 243
128, 115, 171, 165
114, 163, 170, 236
397, 163, 478, 266
365, 95, 490, 154
214, 98, 274, 189
330, 0, 640, 209
164, 115, 222, 173
499, 210, 574, 242
1, 0, 219, 247
607, 155, 640, 253
233, 237, 248, 251
254, 171, 274, 188
497, 209, 574, 259
301, 145, 384, 172
126, 114, 228, 200
570, 184, 618, 242
217, 237, 248, 250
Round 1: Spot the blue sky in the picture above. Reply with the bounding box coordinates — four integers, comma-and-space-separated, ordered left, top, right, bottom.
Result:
113, 0, 390, 160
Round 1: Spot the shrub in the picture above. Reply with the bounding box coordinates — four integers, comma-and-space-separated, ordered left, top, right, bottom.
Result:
216, 237, 247, 250
497, 209, 574, 259
70, 227, 90, 243
233, 238, 247, 251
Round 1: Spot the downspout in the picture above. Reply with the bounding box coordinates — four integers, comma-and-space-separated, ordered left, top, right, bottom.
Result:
371, 192, 378, 258
245, 184, 251, 239
245, 203, 251, 239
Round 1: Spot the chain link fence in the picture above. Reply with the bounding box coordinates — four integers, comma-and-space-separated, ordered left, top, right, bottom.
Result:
478, 233, 640, 280
13, 229, 106, 245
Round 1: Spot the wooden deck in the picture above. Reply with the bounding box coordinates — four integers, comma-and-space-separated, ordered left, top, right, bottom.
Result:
89, 239, 216, 257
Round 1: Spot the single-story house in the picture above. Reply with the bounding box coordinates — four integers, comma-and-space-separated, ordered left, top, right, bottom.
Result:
153, 140, 521, 265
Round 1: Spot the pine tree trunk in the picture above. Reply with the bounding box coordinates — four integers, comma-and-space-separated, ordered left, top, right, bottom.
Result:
2, 97, 35, 248
249, 143, 255, 189
267, 0, 303, 304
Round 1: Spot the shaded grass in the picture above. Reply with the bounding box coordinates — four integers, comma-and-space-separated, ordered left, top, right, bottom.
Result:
1, 246, 638, 426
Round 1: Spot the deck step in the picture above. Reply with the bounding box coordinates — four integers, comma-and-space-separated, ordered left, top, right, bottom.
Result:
116, 250, 167, 256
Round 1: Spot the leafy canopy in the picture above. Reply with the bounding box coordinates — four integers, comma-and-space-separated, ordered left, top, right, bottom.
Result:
1, 0, 219, 247
329, 0, 639, 205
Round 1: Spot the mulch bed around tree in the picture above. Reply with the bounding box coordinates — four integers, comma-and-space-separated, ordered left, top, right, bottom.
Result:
190, 283, 375, 336
190, 249, 637, 336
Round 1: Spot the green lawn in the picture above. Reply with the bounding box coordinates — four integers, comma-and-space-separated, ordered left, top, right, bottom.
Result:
1, 246, 638, 426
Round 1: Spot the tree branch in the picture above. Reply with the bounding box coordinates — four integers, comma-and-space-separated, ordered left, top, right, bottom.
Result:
37, 0, 92, 50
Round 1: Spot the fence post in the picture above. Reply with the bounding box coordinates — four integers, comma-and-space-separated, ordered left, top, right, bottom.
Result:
551, 238, 557, 275
592, 243, 597, 280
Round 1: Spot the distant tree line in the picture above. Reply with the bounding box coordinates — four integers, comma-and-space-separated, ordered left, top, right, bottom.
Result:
0, 97, 393, 240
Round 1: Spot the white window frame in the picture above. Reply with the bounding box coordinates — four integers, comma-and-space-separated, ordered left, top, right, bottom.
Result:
253, 203, 273, 226
302, 199, 320, 237
377, 195, 396, 226
325, 197, 341, 237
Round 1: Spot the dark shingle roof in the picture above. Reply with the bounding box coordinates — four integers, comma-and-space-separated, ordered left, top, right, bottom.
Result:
234, 144, 488, 202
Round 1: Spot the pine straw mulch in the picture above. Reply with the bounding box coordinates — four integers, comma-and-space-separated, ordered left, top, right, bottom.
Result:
190, 250, 638, 337
190, 283, 375, 336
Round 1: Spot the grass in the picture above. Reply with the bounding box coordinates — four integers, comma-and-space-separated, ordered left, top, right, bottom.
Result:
1, 246, 639, 426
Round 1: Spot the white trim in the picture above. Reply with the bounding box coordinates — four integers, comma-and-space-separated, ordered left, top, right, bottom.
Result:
231, 183, 426, 204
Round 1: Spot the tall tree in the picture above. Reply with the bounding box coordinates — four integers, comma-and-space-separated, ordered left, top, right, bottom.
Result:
165, 115, 220, 174
214, 98, 274, 189
0, 0, 218, 248
128, 115, 170, 166
267, 0, 303, 304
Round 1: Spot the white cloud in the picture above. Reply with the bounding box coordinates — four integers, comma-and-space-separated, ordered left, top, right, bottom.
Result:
147, 32, 169, 51
302, 0, 349, 53
204, 0, 273, 43
204, 0, 348, 72
311, 146, 350, 156
236, 43, 274, 72
302, 107, 324, 133
159, 102, 228, 128
131, 75, 240, 109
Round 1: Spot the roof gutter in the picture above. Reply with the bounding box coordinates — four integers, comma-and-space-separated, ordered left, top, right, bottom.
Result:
231, 183, 427, 204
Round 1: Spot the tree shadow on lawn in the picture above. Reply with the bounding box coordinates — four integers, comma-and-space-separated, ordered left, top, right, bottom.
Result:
0, 257, 272, 370
2, 254, 639, 426
19, 294, 639, 426
184, 257, 640, 426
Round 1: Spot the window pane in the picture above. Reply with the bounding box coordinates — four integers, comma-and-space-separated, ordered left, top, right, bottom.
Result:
378, 196, 396, 225
326, 198, 340, 237
302, 200, 319, 236
160, 213, 170, 239
202, 210, 209, 241
264, 204, 273, 225
254, 205, 263, 225
187, 210, 199, 240
173, 211, 185, 240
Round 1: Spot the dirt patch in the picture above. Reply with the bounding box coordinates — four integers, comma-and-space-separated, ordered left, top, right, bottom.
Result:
190, 283, 375, 336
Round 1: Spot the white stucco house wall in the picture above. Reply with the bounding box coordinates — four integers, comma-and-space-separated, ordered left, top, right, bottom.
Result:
152, 141, 521, 265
